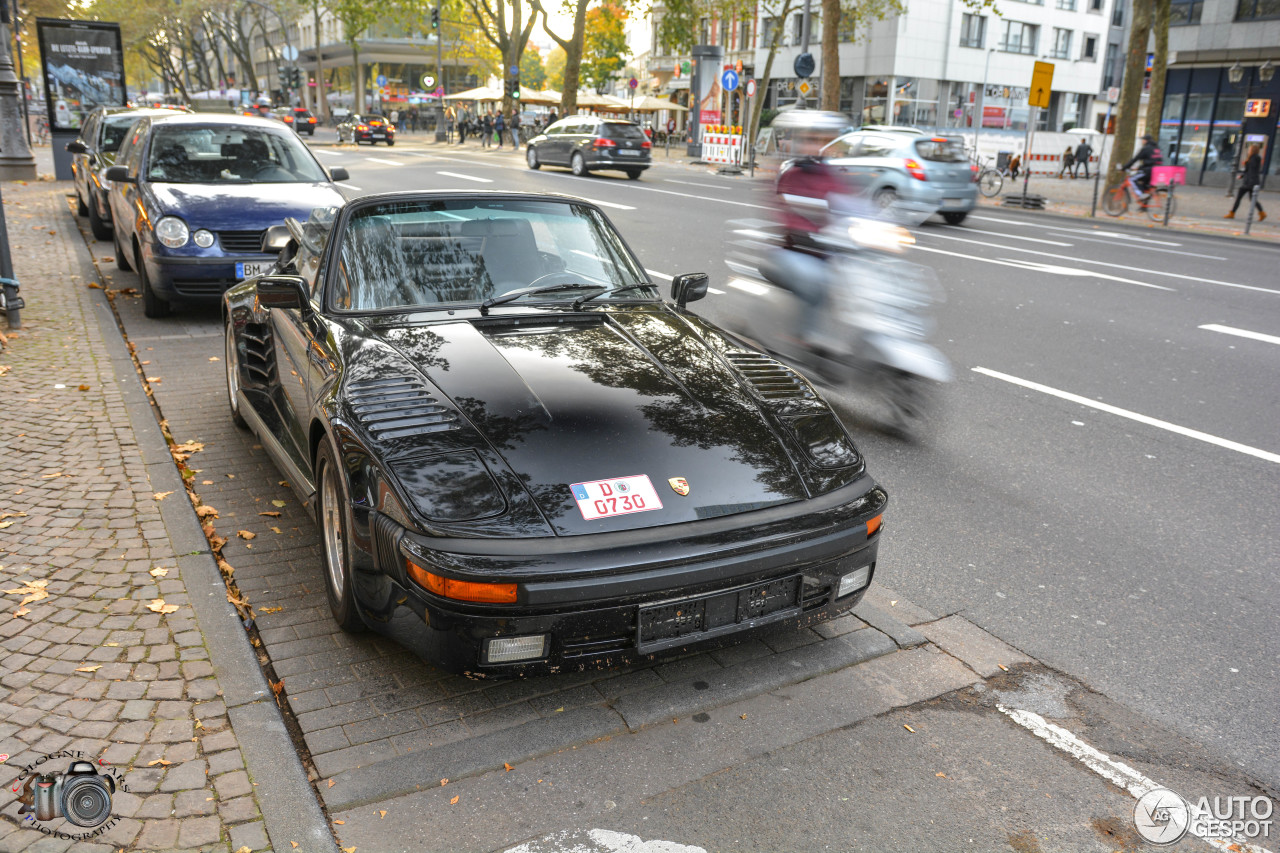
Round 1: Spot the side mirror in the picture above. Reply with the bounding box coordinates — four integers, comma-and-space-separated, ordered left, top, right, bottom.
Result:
329, 166, 349, 182
103, 165, 134, 183
670, 272, 709, 309
261, 224, 292, 253
256, 275, 309, 311
65, 140, 88, 155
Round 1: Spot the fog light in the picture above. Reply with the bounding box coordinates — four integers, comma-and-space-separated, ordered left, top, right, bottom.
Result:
192, 229, 215, 248
837, 566, 871, 598
485, 635, 547, 664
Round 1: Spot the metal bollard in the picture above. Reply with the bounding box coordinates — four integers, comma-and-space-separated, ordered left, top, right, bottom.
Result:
1, 277, 22, 330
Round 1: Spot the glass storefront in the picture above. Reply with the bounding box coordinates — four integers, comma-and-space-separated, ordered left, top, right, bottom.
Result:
1159, 65, 1279, 185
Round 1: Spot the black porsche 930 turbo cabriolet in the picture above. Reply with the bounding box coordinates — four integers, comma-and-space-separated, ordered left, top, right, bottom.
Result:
223, 192, 887, 675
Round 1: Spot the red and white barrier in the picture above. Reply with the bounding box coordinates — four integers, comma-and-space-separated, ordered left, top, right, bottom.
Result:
702, 125, 743, 166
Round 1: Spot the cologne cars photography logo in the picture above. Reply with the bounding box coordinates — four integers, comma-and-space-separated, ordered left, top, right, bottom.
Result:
1134, 787, 1274, 846
11, 750, 129, 840
1134, 788, 1191, 844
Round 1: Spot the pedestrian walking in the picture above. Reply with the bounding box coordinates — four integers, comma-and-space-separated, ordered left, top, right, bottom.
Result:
1008, 153, 1021, 180
409, 107, 419, 132
480, 111, 492, 148
446, 107, 455, 141
1073, 138, 1093, 178
457, 108, 468, 143
548, 108, 558, 126
390, 108, 401, 132
1225, 143, 1267, 221
1058, 146, 1075, 179
494, 110, 505, 148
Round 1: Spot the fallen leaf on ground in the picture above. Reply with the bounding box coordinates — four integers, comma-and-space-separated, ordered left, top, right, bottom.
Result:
146, 759, 172, 767
890, 600, 898, 606
270, 679, 285, 696
278, 480, 289, 487
270, 526, 282, 534
173, 440, 205, 453
153, 491, 173, 501
196, 505, 219, 519
291, 843, 299, 849
0, 512, 26, 521
102, 256, 114, 262
86, 282, 102, 289
503, 763, 512, 772
216, 560, 235, 577
40, 472, 65, 479
271, 500, 287, 507
78, 384, 90, 392
449, 796, 459, 805
904, 724, 916, 733
194, 719, 203, 729
236, 847, 252, 853
343, 847, 357, 853
259, 606, 283, 614
740, 714, 748, 720
209, 357, 220, 362
936, 772, 947, 778
76, 665, 101, 672
201, 480, 213, 485
258, 511, 281, 518
379, 810, 387, 818
146, 377, 162, 383
147, 599, 180, 614
237, 530, 256, 540
3, 579, 50, 607
0, 522, 12, 530
14, 607, 30, 618
328, 779, 335, 788
104, 642, 118, 647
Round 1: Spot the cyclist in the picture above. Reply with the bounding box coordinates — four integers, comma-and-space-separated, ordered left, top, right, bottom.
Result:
1123, 133, 1163, 201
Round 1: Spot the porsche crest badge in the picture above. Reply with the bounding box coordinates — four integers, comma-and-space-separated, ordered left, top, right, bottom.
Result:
668, 477, 690, 496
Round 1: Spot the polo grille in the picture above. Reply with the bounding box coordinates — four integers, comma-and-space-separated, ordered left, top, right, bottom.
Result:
218, 230, 267, 253
724, 353, 817, 401
347, 377, 459, 439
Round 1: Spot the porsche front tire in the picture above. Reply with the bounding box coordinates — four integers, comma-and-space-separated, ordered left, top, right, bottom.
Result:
317, 441, 365, 633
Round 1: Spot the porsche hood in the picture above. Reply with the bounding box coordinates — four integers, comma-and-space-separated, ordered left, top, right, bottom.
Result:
360, 309, 862, 536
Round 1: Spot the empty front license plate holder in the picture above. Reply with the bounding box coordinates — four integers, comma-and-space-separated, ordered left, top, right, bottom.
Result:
638, 575, 801, 652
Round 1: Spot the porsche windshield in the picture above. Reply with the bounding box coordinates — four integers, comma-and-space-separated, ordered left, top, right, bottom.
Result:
332, 199, 653, 312
145, 126, 329, 184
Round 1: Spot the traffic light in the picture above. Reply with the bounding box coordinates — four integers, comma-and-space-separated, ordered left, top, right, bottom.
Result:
290, 67, 302, 88
277, 66, 288, 88
512, 76, 520, 100
431, 6, 440, 29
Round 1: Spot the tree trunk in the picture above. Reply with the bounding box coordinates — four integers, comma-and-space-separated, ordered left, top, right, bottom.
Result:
820, 0, 840, 111
1104, 0, 1152, 188
560, 0, 588, 116
1143, 0, 1170, 139
353, 43, 363, 112
313, 3, 327, 120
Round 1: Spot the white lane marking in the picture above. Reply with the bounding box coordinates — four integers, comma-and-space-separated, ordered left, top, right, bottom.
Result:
645, 269, 673, 280
972, 214, 1184, 246
912, 245, 1174, 291
572, 195, 636, 210
504, 829, 706, 853
998, 706, 1275, 853
314, 149, 344, 156
365, 157, 404, 166
708, 287, 725, 294
1199, 323, 1280, 346
920, 232, 1280, 296
400, 150, 432, 157
337, 183, 362, 191
1044, 229, 1229, 261
666, 178, 731, 190
973, 366, 1280, 464
942, 225, 1072, 246
436, 170, 493, 183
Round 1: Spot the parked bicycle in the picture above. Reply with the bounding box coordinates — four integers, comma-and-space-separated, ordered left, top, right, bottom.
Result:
1103, 169, 1176, 221
972, 155, 1007, 198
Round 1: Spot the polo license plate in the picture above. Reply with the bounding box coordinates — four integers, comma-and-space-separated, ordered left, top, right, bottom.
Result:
235, 261, 270, 280
570, 474, 662, 521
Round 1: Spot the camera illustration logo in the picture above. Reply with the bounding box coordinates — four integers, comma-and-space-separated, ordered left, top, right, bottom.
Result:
11, 750, 129, 840
1134, 788, 1191, 845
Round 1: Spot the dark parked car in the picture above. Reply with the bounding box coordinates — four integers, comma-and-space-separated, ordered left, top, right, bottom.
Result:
282, 107, 318, 136
103, 113, 349, 317
337, 113, 395, 145
526, 116, 651, 179
67, 105, 191, 241
222, 191, 887, 676
820, 130, 978, 224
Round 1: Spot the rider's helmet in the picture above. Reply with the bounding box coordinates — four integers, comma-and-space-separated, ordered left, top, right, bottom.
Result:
1141, 133, 1156, 143
772, 109, 854, 159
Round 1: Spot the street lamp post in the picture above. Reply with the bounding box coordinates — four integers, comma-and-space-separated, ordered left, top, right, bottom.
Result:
974, 46, 995, 153
0, 18, 36, 181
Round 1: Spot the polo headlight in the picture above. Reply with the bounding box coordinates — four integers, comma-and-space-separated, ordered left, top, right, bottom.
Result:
192, 229, 215, 248
155, 216, 189, 248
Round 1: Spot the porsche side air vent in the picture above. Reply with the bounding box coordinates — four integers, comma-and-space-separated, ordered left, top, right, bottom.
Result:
724, 353, 817, 401
241, 324, 276, 383
347, 377, 459, 439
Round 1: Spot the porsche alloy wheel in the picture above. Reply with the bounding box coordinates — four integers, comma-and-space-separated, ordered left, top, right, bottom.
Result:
318, 442, 364, 632
571, 152, 588, 177
225, 318, 246, 428
527, 147, 540, 170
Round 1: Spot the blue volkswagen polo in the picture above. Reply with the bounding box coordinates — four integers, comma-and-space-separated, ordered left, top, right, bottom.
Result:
104, 113, 349, 317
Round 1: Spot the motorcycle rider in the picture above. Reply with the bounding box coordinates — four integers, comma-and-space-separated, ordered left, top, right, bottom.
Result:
1123, 133, 1163, 200
766, 111, 855, 351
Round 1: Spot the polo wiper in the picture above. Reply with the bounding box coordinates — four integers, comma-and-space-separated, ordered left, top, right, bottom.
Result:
571, 284, 655, 309
480, 282, 605, 314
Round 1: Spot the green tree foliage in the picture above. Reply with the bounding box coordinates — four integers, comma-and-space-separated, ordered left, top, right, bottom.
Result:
462, 0, 539, 111
327, 0, 380, 110
530, 0, 588, 114
545, 44, 566, 91
581, 0, 628, 92
520, 46, 547, 89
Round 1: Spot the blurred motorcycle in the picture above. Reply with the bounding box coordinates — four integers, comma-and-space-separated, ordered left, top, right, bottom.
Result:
720, 215, 951, 436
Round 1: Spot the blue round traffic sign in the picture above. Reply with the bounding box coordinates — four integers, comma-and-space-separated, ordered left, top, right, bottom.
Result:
721, 69, 739, 92
376, 74, 387, 87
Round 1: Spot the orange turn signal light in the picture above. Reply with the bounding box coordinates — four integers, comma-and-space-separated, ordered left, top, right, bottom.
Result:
406, 560, 517, 604
866, 514, 883, 536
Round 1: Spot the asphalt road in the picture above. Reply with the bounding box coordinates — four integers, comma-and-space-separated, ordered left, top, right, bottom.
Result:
315, 139, 1280, 793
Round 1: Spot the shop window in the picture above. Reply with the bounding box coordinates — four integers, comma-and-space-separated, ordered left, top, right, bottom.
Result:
1081, 34, 1098, 60
1057, 0, 1077, 10
1235, 0, 1280, 18
1171, 0, 1203, 23
960, 13, 986, 48
999, 20, 1039, 54
1051, 28, 1073, 59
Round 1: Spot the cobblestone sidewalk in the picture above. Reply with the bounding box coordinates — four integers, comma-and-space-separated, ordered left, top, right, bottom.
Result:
0, 182, 323, 852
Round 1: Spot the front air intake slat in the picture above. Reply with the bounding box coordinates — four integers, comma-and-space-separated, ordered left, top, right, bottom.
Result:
724, 352, 816, 400
347, 378, 460, 438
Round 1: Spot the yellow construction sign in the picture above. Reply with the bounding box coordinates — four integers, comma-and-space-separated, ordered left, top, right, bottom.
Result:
1030, 61, 1054, 109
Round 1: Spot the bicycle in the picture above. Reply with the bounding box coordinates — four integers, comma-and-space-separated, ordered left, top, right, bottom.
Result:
1103, 169, 1176, 222
972, 155, 1006, 198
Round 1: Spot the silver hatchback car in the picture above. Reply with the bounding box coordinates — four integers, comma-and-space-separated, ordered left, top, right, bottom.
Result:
822, 131, 979, 225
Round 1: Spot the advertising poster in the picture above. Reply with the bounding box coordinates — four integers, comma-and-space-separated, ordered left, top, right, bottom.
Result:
37, 18, 126, 132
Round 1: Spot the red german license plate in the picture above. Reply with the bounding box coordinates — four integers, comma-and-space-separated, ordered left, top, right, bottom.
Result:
569, 475, 663, 521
